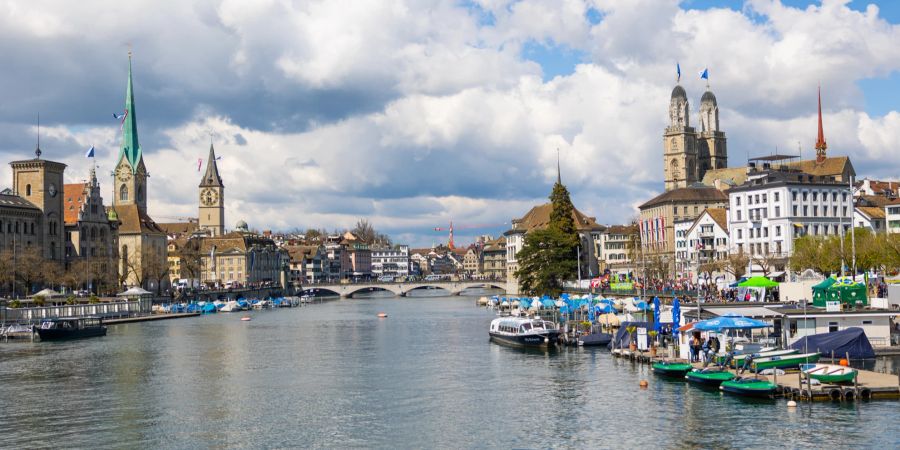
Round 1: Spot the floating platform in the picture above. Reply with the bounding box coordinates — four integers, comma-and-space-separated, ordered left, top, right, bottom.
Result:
104, 313, 201, 325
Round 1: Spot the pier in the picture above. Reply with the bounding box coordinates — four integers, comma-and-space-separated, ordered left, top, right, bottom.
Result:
609, 349, 900, 401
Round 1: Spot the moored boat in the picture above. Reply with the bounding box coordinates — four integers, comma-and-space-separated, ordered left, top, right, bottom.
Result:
220, 300, 241, 312
753, 352, 820, 371
685, 368, 736, 386
800, 363, 858, 384
720, 377, 778, 398
489, 317, 560, 349
35, 317, 107, 341
651, 361, 693, 378
717, 349, 797, 368
578, 332, 613, 347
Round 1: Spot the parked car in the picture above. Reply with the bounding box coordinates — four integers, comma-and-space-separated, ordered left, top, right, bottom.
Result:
377, 276, 395, 283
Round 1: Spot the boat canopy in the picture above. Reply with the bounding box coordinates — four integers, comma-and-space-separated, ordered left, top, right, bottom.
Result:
789, 327, 875, 359
738, 276, 778, 288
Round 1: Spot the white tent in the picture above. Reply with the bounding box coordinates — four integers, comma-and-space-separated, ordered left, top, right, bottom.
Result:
31, 288, 63, 298
117, 287, 152, 296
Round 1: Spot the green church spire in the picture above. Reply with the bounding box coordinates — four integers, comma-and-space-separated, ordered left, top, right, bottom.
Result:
118, 52, 142, 172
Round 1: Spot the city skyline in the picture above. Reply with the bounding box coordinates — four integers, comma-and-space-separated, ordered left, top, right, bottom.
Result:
1, 1, 900, 246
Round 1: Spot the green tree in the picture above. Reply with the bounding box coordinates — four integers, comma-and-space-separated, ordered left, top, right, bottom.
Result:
790, 235, 839, 275
514, 179, 579, 296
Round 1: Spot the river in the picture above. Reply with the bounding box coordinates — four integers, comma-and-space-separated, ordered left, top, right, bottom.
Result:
1, 293, 897, 449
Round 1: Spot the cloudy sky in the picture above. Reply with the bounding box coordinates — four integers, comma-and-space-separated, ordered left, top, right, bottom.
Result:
1, 0, 899, 246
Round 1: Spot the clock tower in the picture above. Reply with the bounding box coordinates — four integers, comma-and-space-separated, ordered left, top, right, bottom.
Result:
198, 143, 225, 237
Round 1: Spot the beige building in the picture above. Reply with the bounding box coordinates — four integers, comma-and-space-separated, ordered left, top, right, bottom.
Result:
111, 55, 168, 292
462, 246, 482, 276
63, 168, 120, 293
481, 236, 506, 280
9, 152, 66, 262
199, 221, 288, 287
597, 224, 638, 277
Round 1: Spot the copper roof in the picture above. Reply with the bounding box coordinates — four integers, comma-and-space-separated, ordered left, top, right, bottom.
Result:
63, 183, 88, 225
112, 204, 165, 234
512, 203, 605, 232
639, 186, 728, 209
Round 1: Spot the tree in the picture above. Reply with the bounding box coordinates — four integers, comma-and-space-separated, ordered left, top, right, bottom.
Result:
514, 179, 579, 295
0, 249, 14, 295
698, 260, 720, 283
790, 235, 839, 276
352, 219, 376, 243
751, 251, 785, 278
722, 252, 750, 279
143, 251, 169, 295
16, 246, 45, 296
175, 238, 202, 281
40, 260, 64, 292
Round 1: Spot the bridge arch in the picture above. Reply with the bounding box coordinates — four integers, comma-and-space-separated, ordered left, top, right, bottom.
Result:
343, 285, 402, 298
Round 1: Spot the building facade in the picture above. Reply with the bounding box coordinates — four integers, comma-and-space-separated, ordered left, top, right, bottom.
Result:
199, 222, 288, 287
481, 237, 506, 280
63, 168, 120, 292
683, 208, 730, 283
597, 225, 638, 278
371, 245, 410, 279
663, 84, 727, 191
9, 154, 66, 262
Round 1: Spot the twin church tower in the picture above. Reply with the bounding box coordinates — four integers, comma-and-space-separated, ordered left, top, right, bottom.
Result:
663, 83, 728, 191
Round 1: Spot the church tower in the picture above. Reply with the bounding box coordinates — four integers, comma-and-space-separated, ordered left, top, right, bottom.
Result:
697, 88, 727, 180
663, 85, 698, 191
10, 145, 66, 262
815, 86, 827, 164
113, 53, 148, 214
199, 144, 225, 236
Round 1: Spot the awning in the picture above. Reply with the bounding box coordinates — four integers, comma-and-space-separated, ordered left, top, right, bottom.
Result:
678, 321, 697, 332
706, 306, 783, 318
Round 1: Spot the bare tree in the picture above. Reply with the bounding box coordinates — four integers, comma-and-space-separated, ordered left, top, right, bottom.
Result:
722, 253, 750, 280
751, 251, 785, 278
16, 246, 45, 296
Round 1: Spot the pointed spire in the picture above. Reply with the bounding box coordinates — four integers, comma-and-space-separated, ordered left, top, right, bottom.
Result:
119, 51, 142, 172
556, 147, 561, 184
815, 85, 827, 163
200, 143, 224, 187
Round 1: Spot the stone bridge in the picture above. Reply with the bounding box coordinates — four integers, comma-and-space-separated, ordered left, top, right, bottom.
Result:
301, 281, 507, 298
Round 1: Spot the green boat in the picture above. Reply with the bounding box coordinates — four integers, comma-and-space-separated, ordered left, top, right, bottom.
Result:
685, 369, 735, 386
652, 361, 693, 378
753, 352, 820, 371
720, 378, 778, 398
717, 349, 798, 368
801, 363, 858, 384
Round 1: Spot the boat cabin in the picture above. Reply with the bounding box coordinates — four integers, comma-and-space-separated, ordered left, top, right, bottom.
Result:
491, 319, 557, 335
40, 317, 103, 330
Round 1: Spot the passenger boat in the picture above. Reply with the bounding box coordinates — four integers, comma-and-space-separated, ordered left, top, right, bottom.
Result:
489, 317, 560, 348
35, 317, 107, 341
720, 377, 778, 398
651, 361, 693, 378
800, 363, 858, 384
685, 368, 736, 386
752, 352, 820, 371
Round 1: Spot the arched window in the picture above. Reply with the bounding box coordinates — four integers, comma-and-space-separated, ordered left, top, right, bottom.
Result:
25, 184, 32, 196
120, 184, 129, 201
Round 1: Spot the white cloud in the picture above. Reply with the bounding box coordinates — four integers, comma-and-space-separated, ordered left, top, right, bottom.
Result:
0, 0, 898, 247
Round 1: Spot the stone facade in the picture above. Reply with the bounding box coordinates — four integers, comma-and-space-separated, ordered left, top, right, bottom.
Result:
63, 168, 120, 292
9, 156, 66, 262
663, 85, 727, 191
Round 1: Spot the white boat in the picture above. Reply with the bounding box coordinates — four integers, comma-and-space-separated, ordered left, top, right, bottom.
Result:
220, 300, 241, 312
489, 317, 561, 349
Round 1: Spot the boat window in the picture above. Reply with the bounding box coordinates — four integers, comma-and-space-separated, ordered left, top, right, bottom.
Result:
519, 326, 526, 333
522, 323, 532, 331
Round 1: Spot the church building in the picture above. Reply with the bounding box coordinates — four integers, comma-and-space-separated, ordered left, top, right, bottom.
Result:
111, 53, 168, 293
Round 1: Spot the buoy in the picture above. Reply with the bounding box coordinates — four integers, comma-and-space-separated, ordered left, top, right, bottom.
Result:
787, 400, 797, 408
241, 317, 251, 321
639, 380, 648, 388
839, 359, 849, 367
377, 313, 388, 318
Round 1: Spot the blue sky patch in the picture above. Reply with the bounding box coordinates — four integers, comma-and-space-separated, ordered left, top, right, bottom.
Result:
859, 71, 900, 117
521, 40, 587, 81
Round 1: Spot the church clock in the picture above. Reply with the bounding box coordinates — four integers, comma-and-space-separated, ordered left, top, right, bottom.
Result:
201, 188, 219, 206
116, 165, 132, 182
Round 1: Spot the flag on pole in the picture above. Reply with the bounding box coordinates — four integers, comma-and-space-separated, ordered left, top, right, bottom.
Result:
113, 109, 128, 129
676, 62, 681, 83
197, 158, 203, 172
699, 67, 709, 80
85, 145, 95, 158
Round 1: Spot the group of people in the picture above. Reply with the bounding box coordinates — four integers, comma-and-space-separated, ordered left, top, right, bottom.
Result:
688, 332, 720, 365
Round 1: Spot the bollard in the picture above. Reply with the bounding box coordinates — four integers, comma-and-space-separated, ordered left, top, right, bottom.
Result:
853, 372, 859, 403
831, 350, 835, 364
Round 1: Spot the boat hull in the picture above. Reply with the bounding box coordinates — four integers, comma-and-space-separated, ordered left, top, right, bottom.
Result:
720, 379, 777, 398
685, 370, 735, 386
489, 331, 560, 349
801, 364, 858, 384
651, 363, 693, 378
579, 332, 612, 347
36, 326, 107, 341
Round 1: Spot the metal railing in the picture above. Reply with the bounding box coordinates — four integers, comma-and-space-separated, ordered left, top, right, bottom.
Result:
1, 299, 152, 324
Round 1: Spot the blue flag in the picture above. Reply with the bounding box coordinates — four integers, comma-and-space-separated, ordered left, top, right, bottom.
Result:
700, 67, 709, 80
85, 145, 95, 158
676, 62, 681, 82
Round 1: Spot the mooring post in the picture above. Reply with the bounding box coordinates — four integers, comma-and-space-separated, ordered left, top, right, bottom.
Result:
798, 371, 803, 400
853, 372, 859, 403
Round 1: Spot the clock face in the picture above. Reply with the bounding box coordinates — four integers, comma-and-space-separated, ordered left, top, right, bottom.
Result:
48, 183, 57, 197
201, 188, 219, 206
116, 166, 132, 182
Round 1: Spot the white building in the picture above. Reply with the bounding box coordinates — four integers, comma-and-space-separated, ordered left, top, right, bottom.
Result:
597, 225, 637, 278
887, 201, 900, 234
854, 206, 886, 234
728, 160, 852, 276
683, 208, 730, 284
673, 219, 692, 279
371, 245, 410, 278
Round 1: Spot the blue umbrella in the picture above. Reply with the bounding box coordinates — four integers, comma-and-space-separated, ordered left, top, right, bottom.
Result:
672, 298, 681, 335
693, 314, 768, 331
652, 297, 661, 333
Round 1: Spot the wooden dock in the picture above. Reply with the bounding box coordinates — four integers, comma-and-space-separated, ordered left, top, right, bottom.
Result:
610, 348, 900, 401
104, 312, 201, 325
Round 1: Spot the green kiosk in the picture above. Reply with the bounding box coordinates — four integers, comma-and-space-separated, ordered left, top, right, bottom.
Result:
811, 277, 868, 308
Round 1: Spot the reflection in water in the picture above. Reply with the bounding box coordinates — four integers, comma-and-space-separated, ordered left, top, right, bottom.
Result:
0, 295, 897, 448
